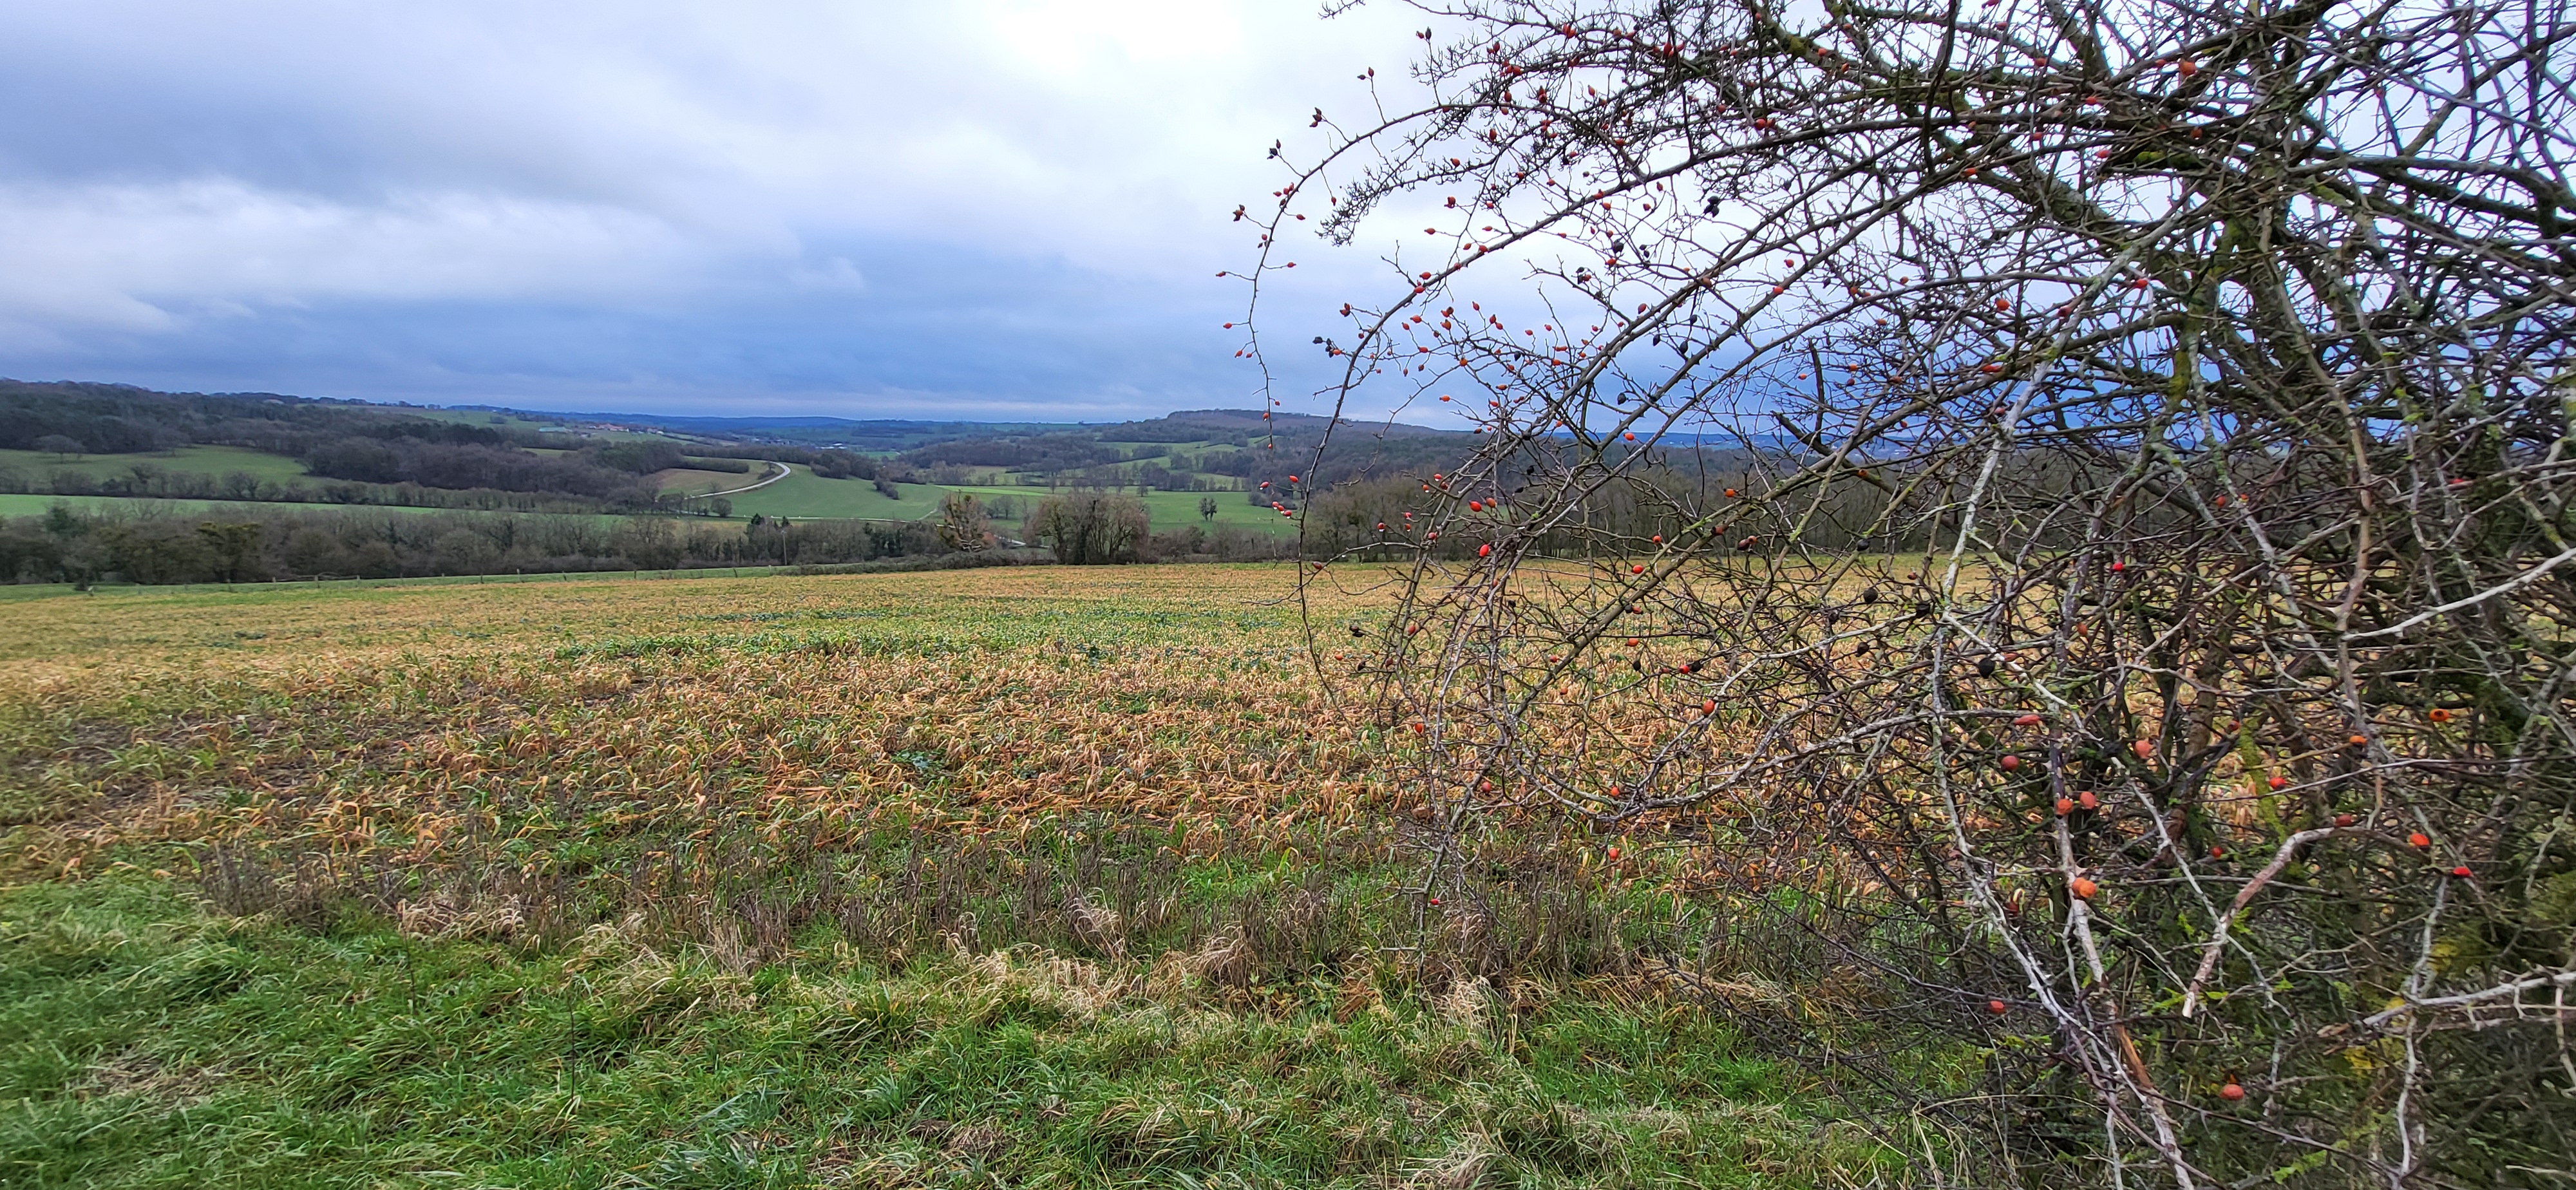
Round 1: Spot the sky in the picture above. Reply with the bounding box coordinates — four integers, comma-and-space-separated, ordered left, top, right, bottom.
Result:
0, 0, 1442, 421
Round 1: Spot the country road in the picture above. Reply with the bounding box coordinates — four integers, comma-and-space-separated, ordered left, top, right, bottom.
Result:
699, 460, 793, 497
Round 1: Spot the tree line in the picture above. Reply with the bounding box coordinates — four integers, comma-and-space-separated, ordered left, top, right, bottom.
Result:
0, 491, 1299, 585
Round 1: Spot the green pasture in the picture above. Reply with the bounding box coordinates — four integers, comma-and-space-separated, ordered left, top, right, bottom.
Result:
0, 494, 418, 520
944, 485, 1293, 536
719, 469, 944, 521
0, 878, 1880, 1189
0, 444, 310, 486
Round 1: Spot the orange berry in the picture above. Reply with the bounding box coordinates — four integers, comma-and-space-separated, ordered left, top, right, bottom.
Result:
2220, 1082, 2244, 1101
2069, 876, 2098, 899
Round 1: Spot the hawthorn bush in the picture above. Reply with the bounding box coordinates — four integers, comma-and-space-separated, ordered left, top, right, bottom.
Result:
1251, 0, 2575, 1183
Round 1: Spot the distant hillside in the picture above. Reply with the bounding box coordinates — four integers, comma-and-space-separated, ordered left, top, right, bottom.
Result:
455, 410, 1075, 453
0, 380, 1488, 527
1117, 409, 1454, 439
501, 406, 1460, 453
0, 380, 880, 515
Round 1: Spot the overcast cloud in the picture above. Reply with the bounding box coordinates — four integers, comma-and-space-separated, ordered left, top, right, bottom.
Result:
0, 0, 1436, 420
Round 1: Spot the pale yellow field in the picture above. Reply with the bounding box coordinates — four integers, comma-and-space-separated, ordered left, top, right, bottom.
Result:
1, 565, 1434, 884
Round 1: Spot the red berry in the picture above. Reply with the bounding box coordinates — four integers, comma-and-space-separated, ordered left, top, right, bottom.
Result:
2078, 790, 2099, 811
2220, 1082, 2245, 1101
2409, 832, 2430, 849
2013, 713, 2041, 726
1988, 999, 2009, 1015
2333, 813, 2354, 827
2451, 865, 2472, 878
1998, 755, 2023, 772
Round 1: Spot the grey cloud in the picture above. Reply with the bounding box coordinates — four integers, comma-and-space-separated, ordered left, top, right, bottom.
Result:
0, 0, 1449, 418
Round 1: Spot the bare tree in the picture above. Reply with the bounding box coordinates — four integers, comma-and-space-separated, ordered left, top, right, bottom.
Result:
937, 491, 994, 552
1246, 0, 2575, 1183
1027, 491, 1150, 564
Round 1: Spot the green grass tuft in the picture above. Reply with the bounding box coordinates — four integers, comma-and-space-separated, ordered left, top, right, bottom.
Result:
0, 879, 1891, 1189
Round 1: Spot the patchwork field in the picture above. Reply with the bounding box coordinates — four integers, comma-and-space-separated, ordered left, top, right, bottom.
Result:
0, 565, 1886, 1188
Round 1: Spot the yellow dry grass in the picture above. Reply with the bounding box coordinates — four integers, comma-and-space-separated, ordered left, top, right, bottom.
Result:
2, 565, 1419, 880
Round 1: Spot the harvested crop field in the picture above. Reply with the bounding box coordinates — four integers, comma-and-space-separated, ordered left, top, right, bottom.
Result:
0, 565, 1890, 1189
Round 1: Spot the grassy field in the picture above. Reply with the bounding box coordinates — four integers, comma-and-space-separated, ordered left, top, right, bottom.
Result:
721, 469, 945, 521
945, 486, 1296, 537
0, 566, 1892, 1187
0, 444, 313, 486
714, 473, 1296, 538
0, 493, 450, 519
